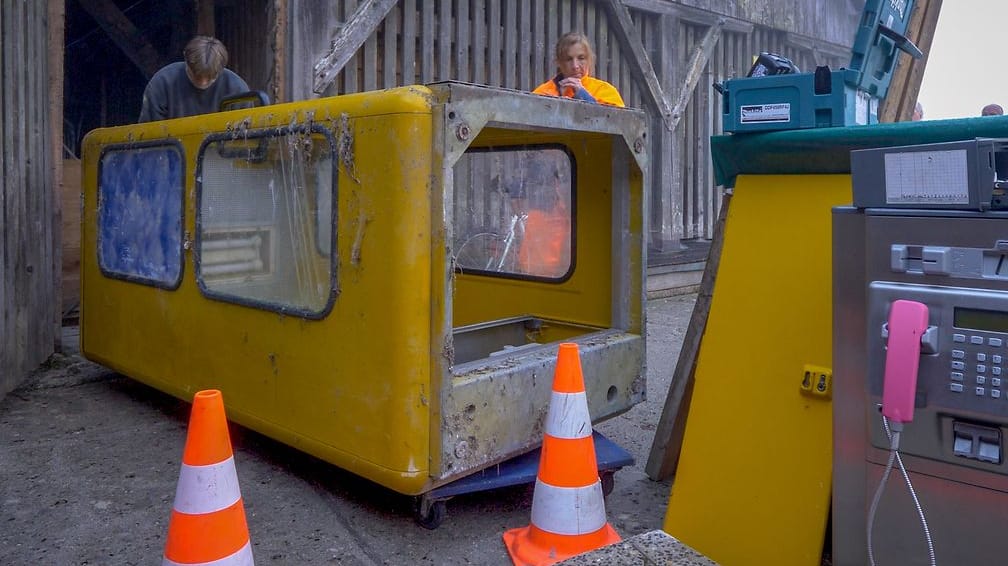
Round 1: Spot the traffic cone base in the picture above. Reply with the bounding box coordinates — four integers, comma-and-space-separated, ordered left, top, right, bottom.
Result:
163, 540, 253, 566
502, 343, 621, 566
164, 390, 254, 566
503, 523, 621, 566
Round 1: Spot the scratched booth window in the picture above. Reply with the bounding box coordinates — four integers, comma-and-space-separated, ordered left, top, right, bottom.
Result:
452, 147, 574, 280
196, 127, 336, 317
98, 144, 184, 287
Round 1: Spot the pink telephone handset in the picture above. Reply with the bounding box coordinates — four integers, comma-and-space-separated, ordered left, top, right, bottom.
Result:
882, 300, 930, 424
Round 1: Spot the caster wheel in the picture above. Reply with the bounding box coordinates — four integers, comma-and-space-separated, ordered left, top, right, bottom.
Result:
600, 471, 615, 497
413, 496, 447, 530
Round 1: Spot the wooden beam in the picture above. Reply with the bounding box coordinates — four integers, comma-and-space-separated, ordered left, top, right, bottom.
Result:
600, 0, 675, 127
195, 0, 216, 37
879, 0, 942, 123
272, 0, 288, 103
622, 0, 752, 33
669, 18, 724, 133
312, 0, 399, 95
76, 0, 163, 80
48, 0, 65, 346
645, 190, 730, 481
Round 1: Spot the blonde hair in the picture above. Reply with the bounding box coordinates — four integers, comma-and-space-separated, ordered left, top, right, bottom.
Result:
554, 32, 595, 76
183, 36, 228, 77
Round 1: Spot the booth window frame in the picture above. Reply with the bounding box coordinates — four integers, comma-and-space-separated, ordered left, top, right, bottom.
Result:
95, 140, 186, 290
194, 124, 338, 319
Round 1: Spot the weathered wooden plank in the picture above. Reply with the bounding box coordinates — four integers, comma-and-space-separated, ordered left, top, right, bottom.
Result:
531, 0, 546, 84
592, 6, 608, 83
559, 0, 571, 32
455, 0, 470, 82
471, 0, 486, 84
402, 0, 417, 84
11, 1, 29, 374
197, 0, 216, 36
583, 4, 596, 80
654, 12, 678, 250
438, 0, 452, 81
311, 0, 398, 94
342, 1, 359, 94
1, 0, 13, 388
646, 191, 730, 481
363, 11, 379, 91
2, 0, 56, 397
668, 18, 724, 133
503, 0, 517, 88
272, 0, 288, 102
622, 0, 753, 33
76, 0, 163, 79
383, 5, 399, 87
600, 0, 674, 126
48, 0, 65, 342
420, 1, 435, 82
879, 0, 941, 123
570, 0, 583, 34
518, 0, 531, 89
545, 0, 558, 76
487, 0, 501, 86
682, 25, 695, 238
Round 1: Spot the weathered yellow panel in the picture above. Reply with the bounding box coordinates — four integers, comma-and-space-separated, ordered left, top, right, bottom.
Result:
82, 87, 436, 492
664, 174, 850, 565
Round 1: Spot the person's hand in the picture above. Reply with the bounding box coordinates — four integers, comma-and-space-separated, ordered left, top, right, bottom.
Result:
557, 76, 585, 96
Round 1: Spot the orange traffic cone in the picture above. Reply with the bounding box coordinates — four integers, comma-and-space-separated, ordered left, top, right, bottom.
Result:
502, 343, 621, 565
163, 390, 254, 566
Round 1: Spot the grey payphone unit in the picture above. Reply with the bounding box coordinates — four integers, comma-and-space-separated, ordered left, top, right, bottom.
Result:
834, 139, 1008, 565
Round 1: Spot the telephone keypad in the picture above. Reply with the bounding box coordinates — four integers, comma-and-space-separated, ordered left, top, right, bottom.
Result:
948, 333, 1003, 399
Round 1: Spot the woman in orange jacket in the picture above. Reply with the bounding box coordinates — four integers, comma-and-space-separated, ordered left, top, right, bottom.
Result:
532, 32, 625, 108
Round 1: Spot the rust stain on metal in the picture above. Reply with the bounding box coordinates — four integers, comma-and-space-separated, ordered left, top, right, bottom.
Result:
350, 209, 368, 266
337, 112, 359, 184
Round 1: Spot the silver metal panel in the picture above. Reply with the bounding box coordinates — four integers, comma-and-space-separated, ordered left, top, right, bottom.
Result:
833, 208, 1008, 565
438, 330, 644, 484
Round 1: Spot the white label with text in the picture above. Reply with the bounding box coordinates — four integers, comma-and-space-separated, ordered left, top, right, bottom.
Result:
739, 103, 791, 124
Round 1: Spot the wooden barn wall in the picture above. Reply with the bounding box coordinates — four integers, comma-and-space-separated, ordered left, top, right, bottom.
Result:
1, 0, 57, 397
285, 0, 858, 259
630, 0, 864, 45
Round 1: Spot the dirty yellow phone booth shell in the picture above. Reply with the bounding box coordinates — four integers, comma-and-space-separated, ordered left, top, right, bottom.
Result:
81, 83, 647, 504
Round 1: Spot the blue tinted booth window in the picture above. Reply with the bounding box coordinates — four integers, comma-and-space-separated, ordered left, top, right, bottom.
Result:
98, 145, 184, 287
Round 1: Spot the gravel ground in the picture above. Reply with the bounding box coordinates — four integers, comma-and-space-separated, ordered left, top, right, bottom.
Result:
0, 293, 696, 565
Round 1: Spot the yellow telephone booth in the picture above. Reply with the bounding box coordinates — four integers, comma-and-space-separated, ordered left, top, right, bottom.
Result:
80, 82, 647, 525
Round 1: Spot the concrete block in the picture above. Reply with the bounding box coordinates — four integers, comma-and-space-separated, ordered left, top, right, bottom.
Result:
556, 529, 718, 565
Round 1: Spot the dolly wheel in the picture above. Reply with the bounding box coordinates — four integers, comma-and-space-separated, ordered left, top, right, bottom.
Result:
600, 471, 616, 497
414, 495, 447, 530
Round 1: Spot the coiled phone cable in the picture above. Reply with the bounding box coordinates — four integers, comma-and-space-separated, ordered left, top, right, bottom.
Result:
866, 415, 936, 566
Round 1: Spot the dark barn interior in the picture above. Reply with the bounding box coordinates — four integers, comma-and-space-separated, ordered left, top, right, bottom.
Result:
63, 0, 268, 156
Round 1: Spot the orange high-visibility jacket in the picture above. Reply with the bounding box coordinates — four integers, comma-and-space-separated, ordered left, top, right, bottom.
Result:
532, 75, 625, 107
518, 208, 571, 278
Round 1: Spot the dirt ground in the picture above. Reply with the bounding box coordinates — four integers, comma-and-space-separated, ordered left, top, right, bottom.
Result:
0, 293, 696, 565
